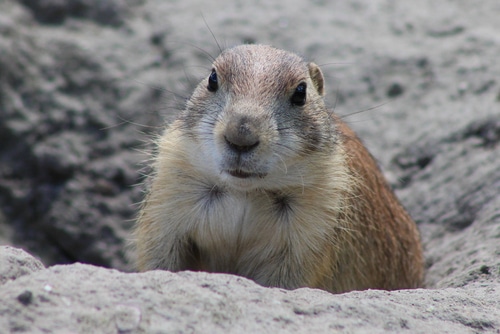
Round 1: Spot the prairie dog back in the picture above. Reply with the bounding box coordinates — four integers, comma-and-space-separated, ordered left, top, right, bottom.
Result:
134, 44, 424, 293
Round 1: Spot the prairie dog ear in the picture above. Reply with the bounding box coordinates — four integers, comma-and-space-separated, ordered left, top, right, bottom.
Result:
308, 62, 325, 96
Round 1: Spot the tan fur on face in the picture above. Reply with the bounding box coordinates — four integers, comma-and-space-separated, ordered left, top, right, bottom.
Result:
134, 45, 424, 293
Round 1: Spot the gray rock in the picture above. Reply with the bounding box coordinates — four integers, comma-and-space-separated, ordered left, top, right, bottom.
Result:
0, 261, 498, 333
0, 246, 45, 285
0, 0, 159, 269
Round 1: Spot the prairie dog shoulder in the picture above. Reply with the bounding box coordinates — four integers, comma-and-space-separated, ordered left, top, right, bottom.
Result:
134, 44, 424, 293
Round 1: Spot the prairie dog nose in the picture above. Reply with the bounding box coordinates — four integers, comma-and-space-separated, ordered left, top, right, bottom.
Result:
224, 116, 260, 153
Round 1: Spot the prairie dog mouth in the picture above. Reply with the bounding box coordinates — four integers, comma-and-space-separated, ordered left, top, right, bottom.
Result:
227, 169, 266, 179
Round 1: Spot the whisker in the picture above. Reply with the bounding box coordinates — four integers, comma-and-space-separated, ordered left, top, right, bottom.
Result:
339, 102, 390, 120
273, 152, 288, 174
201, 13, 223, 54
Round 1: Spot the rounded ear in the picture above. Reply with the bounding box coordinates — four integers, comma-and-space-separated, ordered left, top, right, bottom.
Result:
308, 62, 325, 96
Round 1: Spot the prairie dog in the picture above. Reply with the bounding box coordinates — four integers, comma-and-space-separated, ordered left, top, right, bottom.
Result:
134, 44, 424, 293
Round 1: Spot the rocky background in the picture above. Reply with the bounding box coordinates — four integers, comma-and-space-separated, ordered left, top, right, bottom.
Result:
0, 0, 499, 332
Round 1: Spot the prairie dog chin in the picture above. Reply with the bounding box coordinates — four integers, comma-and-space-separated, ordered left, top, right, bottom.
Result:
134, 44, 424, 293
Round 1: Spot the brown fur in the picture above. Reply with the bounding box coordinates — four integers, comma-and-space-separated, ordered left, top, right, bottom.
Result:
134, 45, 424, 293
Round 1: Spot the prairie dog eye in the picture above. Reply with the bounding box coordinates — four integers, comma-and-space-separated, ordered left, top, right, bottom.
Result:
291, 82, 307, 106
207, 69, 218, 92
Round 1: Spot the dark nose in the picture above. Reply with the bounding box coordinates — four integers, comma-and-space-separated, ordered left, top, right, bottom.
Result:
224, 116, 260, 153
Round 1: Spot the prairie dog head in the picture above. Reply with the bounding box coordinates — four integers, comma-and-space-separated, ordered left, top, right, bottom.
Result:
178, 45, 336, 191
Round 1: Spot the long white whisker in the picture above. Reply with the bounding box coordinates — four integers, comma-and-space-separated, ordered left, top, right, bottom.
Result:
273, 152, 288, 174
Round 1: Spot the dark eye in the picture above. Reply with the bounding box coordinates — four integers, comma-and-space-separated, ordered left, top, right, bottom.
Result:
290, 82, 307, 106
207, 69, 218, 92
